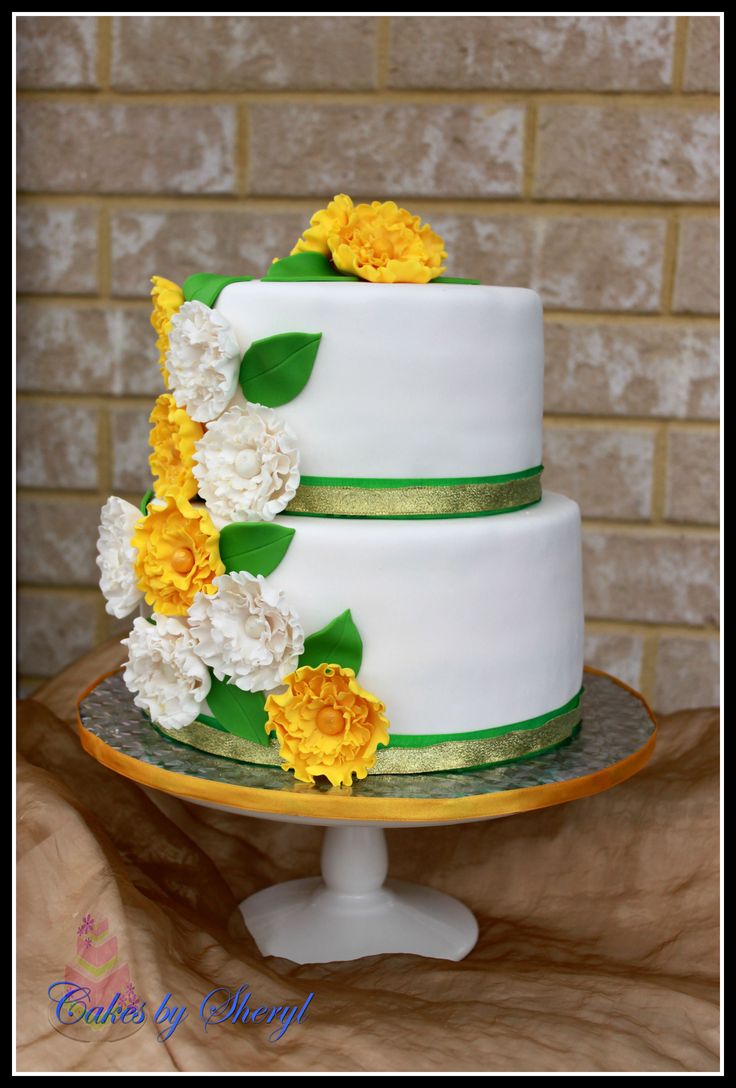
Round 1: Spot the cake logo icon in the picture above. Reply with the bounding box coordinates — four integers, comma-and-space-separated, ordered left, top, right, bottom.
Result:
48, 911, 144, 1042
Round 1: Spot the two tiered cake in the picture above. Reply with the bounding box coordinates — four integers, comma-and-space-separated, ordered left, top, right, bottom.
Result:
96, 195, 584, 787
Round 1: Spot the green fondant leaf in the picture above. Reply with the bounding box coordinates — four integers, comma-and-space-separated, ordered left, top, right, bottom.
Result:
299, 609, 363, 674
240, 331, 322, 407
139, 488, 154, 515
218, 522, 295, 576
432, 276, 481, 285
264, 252, 358, 282
182, 273, 253, 308
206, 673, 270, 746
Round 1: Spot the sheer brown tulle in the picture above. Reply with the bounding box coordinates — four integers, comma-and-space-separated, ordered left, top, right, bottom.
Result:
17, 640, 719, 1072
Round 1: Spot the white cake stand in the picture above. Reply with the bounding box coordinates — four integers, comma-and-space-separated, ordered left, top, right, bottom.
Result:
196, 804, 482, 963
77, 668, 656, 965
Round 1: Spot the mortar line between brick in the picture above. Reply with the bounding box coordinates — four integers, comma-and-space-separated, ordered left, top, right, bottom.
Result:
660, 215, 680, 313
15, 191, 722, 217
585, 516, 720, 532
97, 204, 112, 299
96, 15, 112, 91
543, 416, 716, 433
19, 585, 101, 598
17, 294, 149, 307
15, 88, 721, 108
650, 421, 670, 524
17, 392, 157, 408
582, 519, 718, 537
540, 310, 719, 325
672, 16, 690, 92
665, 419, 722, 433
17, 487, 134, 504
585, 619, 719, 639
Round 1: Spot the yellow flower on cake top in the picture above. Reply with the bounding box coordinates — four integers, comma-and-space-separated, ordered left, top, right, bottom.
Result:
148, 393, 204, 502
133, 494, 224, 616
150, 276, 184, 387
265, 663, 390, 788
290, 194, 446, 284
290, 193, 354, 258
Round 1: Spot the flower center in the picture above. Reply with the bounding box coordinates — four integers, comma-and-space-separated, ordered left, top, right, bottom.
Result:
244, 615, 265, 639
234, 448, 261, 479
171, 547, 194, 574
316, 706, 344, 736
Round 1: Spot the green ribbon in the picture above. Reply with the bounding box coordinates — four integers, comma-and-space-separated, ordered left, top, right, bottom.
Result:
386, 690, 582, 747
155, 688, 582, 776
284, 466, 543, 519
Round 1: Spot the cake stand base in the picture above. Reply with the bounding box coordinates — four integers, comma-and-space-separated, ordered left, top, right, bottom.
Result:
239, 826, 478, 963
78, 668, 657, 964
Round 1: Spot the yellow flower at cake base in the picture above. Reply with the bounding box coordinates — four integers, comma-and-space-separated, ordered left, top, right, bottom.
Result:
132, 494, 224, 616
148, 393, 203, 501
150, 276, 184, 387
265, 663, 390, 788
290, 194, 447, 284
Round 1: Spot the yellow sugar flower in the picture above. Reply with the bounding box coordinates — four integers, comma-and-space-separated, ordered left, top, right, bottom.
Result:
150, 276, 184, 387
133, 494, 224, 616
290, 195, 446, 284
290, 193, 354, 258
265, 663, 390, 788
148, 393, 203, 502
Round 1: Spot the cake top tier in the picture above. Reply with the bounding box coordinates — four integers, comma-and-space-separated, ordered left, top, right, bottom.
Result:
148, 195, 544, 517
212, 279, 543, 482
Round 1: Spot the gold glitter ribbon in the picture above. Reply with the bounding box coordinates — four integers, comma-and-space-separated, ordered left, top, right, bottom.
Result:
156, 703, 581, 775
284, 468, 543, 519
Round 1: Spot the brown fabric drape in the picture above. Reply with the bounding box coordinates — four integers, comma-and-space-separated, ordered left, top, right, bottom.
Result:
16, 640, 720, 1072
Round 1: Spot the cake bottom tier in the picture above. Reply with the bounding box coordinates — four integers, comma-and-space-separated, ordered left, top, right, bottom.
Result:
165, 492, 585, 774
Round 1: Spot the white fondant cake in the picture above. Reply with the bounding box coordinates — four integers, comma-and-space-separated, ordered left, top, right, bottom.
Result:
216, 282, 544, 477
96, 196, 585, 787
236, 493, 584, 737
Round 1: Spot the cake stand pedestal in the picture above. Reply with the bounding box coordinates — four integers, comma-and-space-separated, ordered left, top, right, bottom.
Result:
77, 668, 656, 965
239, 824, 477, 962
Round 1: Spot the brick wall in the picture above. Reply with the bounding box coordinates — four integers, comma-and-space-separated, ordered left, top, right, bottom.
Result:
16, 15, 720, 712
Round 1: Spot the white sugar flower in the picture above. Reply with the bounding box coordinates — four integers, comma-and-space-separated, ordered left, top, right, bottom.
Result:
166, 300, 241, 423
122, 615, 210, 731
189, 571, 304, 693
96, 496, 143, 619
192, 403, 300, 523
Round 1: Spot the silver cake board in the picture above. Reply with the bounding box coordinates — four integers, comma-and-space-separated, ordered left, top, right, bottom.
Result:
77, 669, 656, 963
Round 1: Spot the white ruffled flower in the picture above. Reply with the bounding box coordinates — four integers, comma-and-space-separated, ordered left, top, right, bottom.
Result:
189, 571, 304, 693
122, 615, 211, 731
166, 300, 241, 423
192, 403, 300, 523
96, 496, 143, 619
